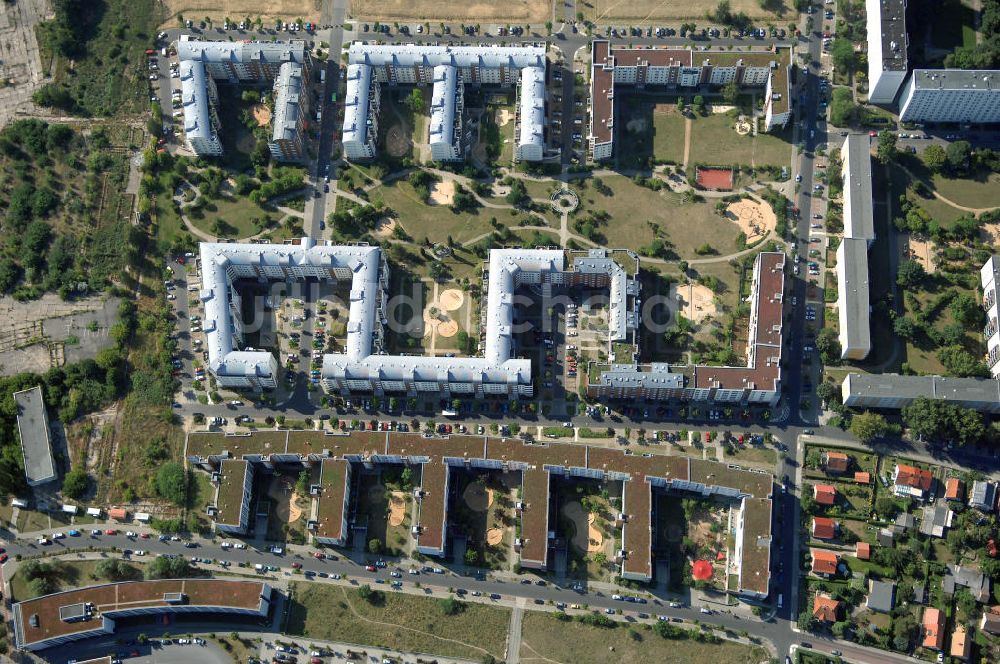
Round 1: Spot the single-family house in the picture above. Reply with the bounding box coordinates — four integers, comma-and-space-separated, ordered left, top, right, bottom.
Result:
811, 549, 840, 578
823, 451, 850, 474
919, 503, 954, 538
943, 564, 991, 603
950, 625, 972, 661
922, 607, 945, 650
856, 542, 872, 560
813, 517, 839, 540
814, 484, 837, 506
913, 582, 926, 605
894, 512, 917, 534
981, 611, 1000, 636
893, 464, 933, 500
813, 594, 843, 623
855, 471, 872, 484
877, 528, 895, 547
867, 579, 896, 613
945, 477, 964, 502
969, 480, 997, 512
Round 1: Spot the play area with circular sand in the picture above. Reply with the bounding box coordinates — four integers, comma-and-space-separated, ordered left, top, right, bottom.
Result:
725, 199, 777, 243
564, 501, 605, 554
374, 218, 397, 238
386, 125, 411, 157
429, 180, 456, 205
497, 109, 513, 126
486, 527, 504, 546
463, 483, 494, 512
668, 283, 718, 324
388, 491, 407, 526
252, 104, 271, 126
267, 475, 304, 523
439, 288, 464, 311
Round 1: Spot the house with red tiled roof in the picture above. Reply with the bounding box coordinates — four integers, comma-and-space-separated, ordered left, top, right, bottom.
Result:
812, 517, 838, 540
822, 451, 850, 474
811, 549, 839, 578
922, 607, 945, 650
812, 594, 842, 622
950, 625, 972, 660
945, 477, 964, 502
893, 464, 934, 500
856, 542, 871, 560
854, 471, 871, 484
814, 484, 837, 506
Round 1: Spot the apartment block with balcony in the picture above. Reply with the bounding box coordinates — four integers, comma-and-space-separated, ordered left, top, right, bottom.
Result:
866, 0, 908, 104
982, 256, 1000, 376
343, 63, 380, 160
268, 62, 309, 162
899, 70, 1000, 123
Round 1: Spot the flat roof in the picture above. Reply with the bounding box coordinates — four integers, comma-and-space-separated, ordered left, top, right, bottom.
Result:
837, 238, 872, 352
189, 430, 771, 591
842, 135, 875, 241
911, 69, 1000, 91
589, 41, 613, 147
14, 386, 56, 485
214, 459, 250, 528
871, 0, 908, 71
13, 580, 268, 650
739, 497, 772, 596
843, 372, 1000, 409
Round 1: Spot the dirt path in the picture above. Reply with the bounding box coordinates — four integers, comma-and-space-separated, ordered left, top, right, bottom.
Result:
334, 586, 497, 657
682, 117, 692, 168
520, 641, 569, 664
898, 164, 999, 214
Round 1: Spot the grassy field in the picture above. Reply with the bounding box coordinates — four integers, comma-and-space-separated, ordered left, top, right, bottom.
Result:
930, 172, 1000, 210
371, 179, 498, 246
519, 612, 768, 664
286, 582, 511, 660
162, 0, 317, 24
581, 175, 743, 258
653, 106, 688, 165
688, 112, 791, 169
617, 101, 686, 167
580, 0, 787, 21
350, 0, 550, 22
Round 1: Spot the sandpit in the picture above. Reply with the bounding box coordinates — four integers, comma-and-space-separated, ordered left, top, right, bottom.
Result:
668, 283, 718, 324
252, 104, 271, 127
388, 491, 407, 527
268, 476, 304, 523
439, 288, 465, 312
725, 199, 777, 243
982, 221, 1000, 246
486, 527, 504, 546
564, 501, 605, 553
374, 218, 397, 238
901, 235, 937, 275
497, 109, 513, 126
386, 125, 410, 158
586, 513, 603, 553
463, 483, 494, 512
429, 180, 456, 206
437, 319, 458, 337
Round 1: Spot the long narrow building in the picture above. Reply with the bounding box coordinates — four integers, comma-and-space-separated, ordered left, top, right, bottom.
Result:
589, 41, 791, 160
866, 0, 908, 104
268, 62, 310, 162
187, 430, 774, 599
343, 63, 380, 160
836, 134, 874, 361
899, 70, 1000, 123
981, 256, 1000, 377
429, 64, 464, 162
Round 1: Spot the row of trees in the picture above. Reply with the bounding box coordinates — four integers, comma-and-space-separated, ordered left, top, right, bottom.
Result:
945, 0, 1000, 68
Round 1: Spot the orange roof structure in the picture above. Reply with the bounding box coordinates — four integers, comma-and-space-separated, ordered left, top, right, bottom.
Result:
922, 607, 945, 649
812, 594, 842, 622
896, 464, 933, 491
108, 508, 128, 521
814, 484, 837, 506
692, 560, 713, 581
824, 451, 850, 473
950, 625, 971, 659
854, 471, 872, 484
811, 549, 839, 576
812, 517, 838, 540
945, 477, 964, 501
856, 542, 872, 560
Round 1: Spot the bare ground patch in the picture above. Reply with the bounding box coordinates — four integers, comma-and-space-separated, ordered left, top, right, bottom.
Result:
161, 0, 319, 26
349, 0, 550, 23
725, 199, 776, 244
668, 283, 718, 324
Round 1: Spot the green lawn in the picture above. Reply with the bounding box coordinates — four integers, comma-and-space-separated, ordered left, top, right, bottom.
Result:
930, 172, 1000, 211
519, 612, 768, 664
653, 106, 687, 164
370, 179, 499, 246
187, 192, 302, 240
286, 582, 510, 660
582, 175, 743, 258
687, 112, 792, 169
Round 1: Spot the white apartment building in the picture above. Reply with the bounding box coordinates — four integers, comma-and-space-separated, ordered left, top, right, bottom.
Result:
345, 43, 547, 162
268, 62, 309, 162
899, 70, 1000, 123
866, 0, 909, 104
343, 63, 380, 160
835, 135, 874, 360
981, 256, 1000, 376
428, 65, 463, 162
516, 66, 546, 162
210, 459, 254, 535
175, 40, 307, 158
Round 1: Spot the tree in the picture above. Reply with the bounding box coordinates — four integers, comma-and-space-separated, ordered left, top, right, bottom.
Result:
850, 411, 889, 444
676, 96, 685, 112
902, 397, 986, 445
61, 467, 89, 499
829, 88, 857, 126
830, 38, 856, 74
892, 316, 918, 341
721, 81, 740, 105
96, 558, 136, 581
439, 597, 465, 615
876, 130, 898, 165
464, 549, 479, 566
921, 144, 947, 173
945, 140, 972, 174
145, 555, 192, 580
816, 382, 841, 408
874, 495, 901, 519
368, 538, 383, 554
938, 345, 989, 378
505, 179, 528, 207
404, 88, 424, 113
950, 292, 984, 329
155, 462, 187, 506
815, 328, 842, 364
692, 95, 706, 114
895, 259, 926, 288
